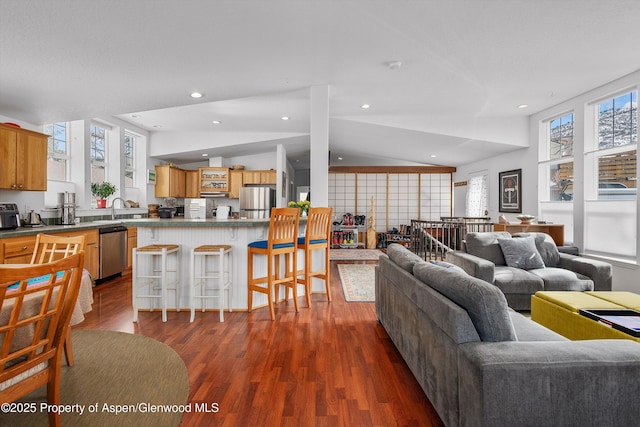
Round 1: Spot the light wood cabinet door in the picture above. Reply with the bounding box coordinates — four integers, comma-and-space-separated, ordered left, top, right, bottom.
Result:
126, 227, 137, 270
228, 170, 244, 198
0, 124, 48, 191
0, 236, 37, 264
185, 170, 200, 198
242, 170, 276, 185
260, 170, 276, 184
242, 171, 261, 185
155, 165, 186, 198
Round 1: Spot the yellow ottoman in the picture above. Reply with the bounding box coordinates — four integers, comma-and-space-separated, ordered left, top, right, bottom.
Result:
531, 291, 640, 342
586, 291, 640, 311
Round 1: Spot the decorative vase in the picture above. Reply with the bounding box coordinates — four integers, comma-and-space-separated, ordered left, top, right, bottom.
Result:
301, 210, 307, 217
97, 199, 107, 209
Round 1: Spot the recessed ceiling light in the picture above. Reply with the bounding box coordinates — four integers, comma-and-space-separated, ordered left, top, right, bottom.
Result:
338, 157, 343, 160
361, 104, 371, 109
130, 114, 140, 118
517, 104, 529, 109
202, 153, 208, 157
281, 116, 289, 121
430, 154, 437, 158
153, 125, 162, 128
212, 120, 221, 124
190, 92, 204, 98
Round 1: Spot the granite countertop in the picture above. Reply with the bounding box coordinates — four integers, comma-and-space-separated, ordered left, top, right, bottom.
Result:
0, 222, 122, 238
124, 218, 273, 227
0, 217, 307, 238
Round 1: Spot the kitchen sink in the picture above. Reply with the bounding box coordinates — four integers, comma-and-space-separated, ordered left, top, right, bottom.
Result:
92, 220, 124, 224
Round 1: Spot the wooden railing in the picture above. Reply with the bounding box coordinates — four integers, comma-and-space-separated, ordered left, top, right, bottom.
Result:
410, 217, 493, 260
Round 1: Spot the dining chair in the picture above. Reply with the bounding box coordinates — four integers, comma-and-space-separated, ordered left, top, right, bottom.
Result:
0, 252, 85, 427
296, 207, 333, 306
30, 233, 86, 366
247, 207, 300, 320
30, 233, 86, 264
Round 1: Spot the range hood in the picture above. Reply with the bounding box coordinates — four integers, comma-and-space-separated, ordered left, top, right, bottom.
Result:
200, 191, 229, 198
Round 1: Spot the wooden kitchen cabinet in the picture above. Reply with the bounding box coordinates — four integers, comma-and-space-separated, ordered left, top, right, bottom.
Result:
0, 228, 99, 278
242, 170, 276, 185
0, 123, 48, 191
199, 167, 229, 194
126, 226, 137, 270
155, 165, 186, 198
228, 169, 244, 198
185, 170, 200, 198
0, 236, 37, 264
261, 170, 277, 184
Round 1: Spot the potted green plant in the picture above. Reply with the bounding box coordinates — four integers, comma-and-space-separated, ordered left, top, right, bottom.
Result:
91, 181, 117, 208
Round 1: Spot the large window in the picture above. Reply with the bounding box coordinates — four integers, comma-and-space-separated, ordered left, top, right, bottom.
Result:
90, 124, 106, 183
542, 113, 575, 202
44, 122, 69, 181
584, 89, 638, 261
594, 91, 637, 200
124, 132, 136, 187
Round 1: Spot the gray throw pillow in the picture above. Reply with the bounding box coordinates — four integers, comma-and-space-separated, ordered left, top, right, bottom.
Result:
430, 260, 467, 275
465, 232, 512, 266
413, 262, 517, 342
497, 236, 545, 270
386, 243, 424, 273
513, 232, 560, 267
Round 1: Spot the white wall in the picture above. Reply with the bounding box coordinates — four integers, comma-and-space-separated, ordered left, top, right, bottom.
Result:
454, 146, 537, 224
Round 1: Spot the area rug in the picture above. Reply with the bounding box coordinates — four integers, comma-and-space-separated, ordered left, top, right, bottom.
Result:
330, 249, 383, 261
337, 264, 376, 302
0, 330, 189, 427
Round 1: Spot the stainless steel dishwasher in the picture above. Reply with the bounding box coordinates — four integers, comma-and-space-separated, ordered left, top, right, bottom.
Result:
99, 225, 128, 280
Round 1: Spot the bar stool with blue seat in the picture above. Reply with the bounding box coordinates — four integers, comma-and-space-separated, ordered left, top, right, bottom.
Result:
132, 244, 181, 323
189, 244, 233, 322
247, 207, 300, 320
296, 207, 333, 306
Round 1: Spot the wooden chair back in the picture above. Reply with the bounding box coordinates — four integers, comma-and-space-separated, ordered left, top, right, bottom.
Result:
303, 207, 333, 244
267, 207, 300, 248
0, 252, 85, 425
30, 233, 85, 265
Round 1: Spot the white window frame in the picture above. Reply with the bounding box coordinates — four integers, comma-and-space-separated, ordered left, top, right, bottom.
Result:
44, 122, 70, 182
124, 131, 137, 187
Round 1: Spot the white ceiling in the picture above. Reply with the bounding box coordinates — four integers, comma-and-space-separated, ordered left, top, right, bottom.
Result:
2, 0, 640, 170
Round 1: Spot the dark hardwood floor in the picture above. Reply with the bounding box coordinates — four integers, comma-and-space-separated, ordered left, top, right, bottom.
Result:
75, 260, 444, 426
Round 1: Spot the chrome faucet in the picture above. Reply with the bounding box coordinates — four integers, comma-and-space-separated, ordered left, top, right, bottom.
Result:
110, 197, 130, 220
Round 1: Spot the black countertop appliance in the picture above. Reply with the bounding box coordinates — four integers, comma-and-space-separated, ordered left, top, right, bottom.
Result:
0, 203, 20, 230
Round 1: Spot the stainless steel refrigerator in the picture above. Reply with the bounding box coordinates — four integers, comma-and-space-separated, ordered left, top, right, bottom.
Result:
239, 187, 275, 219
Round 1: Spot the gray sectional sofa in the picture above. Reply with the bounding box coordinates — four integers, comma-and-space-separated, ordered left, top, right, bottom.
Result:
376, 243, 640, 427
445, 231, 612, 310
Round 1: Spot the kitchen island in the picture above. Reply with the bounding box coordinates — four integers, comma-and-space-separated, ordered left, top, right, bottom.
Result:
125, 217, 314, 313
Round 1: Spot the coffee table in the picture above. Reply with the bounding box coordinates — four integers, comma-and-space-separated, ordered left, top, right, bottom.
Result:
531, 291, 640, 342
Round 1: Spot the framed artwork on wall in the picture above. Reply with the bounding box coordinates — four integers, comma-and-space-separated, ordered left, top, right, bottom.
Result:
499, 169, 521, 213
147, 169, 156, 185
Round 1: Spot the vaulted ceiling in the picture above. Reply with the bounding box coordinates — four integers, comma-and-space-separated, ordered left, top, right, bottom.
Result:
2, 0, 640, 169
